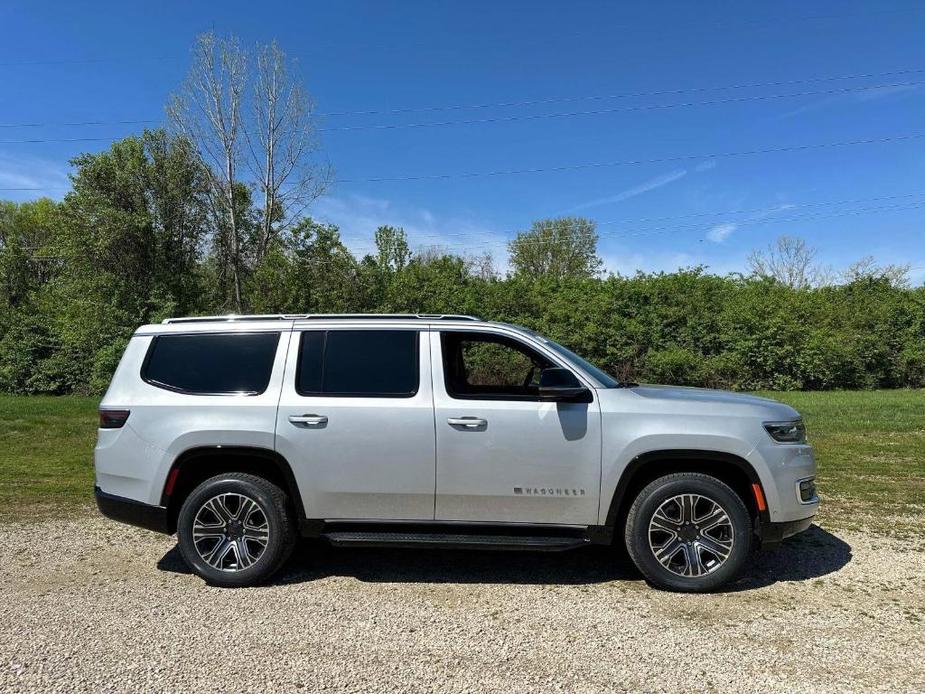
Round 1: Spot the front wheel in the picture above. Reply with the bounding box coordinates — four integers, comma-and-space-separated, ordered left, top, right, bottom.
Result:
177, 472, 296, 587
624, 473, 752, 592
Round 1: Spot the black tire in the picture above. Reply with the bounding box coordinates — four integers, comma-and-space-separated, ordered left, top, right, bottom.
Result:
177, 472, 296, 587
624, 473, 752, 592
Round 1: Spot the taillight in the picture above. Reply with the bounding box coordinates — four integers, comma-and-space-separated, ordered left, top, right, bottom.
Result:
99, 409, 130, 429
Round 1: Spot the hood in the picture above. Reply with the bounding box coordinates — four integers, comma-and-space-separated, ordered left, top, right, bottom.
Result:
608, 383, 800, 420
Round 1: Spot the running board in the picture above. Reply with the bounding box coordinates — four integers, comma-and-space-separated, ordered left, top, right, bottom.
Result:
322, 530, 590, 552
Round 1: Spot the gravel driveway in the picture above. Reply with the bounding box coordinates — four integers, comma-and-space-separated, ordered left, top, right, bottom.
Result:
1, 515, 923, 693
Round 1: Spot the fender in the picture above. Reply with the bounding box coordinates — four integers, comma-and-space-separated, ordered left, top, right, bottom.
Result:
160, 445, 307, 525
601, 449, 768, 531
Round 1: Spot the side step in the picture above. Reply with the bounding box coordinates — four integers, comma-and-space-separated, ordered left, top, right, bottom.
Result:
322, 531, 590, 552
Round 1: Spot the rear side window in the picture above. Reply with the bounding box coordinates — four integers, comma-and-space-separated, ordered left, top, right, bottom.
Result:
142, 332, 280, 395
297, 330, 419, 397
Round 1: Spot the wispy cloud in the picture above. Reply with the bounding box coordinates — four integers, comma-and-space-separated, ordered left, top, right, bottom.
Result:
313, 193, 508, 263
852, 83, 918, 102
569, 168, 688, 212
779, 83, 919, 119
0, 151, 70, 199
706, 223, 737, 243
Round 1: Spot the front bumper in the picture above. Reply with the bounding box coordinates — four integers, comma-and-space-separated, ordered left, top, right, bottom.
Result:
760, 515, 814, 547
95, 486, 172, 534
748, 441, 819, 523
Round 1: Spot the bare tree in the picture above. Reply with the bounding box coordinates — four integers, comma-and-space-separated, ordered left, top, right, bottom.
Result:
465, 251, 497, 280
747, 235, 831, 289
168, 33, 248, 311
168, 33, 329, 311
841, 255, 911, 288
248, 41, 331, 260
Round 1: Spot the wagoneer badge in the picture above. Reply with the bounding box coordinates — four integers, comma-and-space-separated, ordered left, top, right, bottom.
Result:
514, 487, 586, 496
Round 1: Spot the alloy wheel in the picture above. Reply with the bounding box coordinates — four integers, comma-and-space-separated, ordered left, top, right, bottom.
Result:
647, 493, 735, 577
191, 493, 270, 571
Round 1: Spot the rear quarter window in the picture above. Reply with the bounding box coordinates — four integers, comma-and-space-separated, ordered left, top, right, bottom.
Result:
142, 332, 280, 395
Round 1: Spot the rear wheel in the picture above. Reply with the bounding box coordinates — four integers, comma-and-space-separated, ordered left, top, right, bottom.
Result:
624, 472, 751, 592
177, 472, 296, 587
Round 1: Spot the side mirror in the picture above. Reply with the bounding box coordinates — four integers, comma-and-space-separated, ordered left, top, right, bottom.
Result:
538, 367, 592, 403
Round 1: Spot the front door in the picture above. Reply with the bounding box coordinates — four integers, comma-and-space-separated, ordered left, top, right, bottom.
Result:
432, 328, 601, 525
275, 327, 436, 520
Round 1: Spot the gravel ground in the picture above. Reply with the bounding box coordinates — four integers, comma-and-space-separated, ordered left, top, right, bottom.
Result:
1, 515, 923, 693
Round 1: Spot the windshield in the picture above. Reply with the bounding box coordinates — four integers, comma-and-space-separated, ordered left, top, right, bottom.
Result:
516, 328, 620, 387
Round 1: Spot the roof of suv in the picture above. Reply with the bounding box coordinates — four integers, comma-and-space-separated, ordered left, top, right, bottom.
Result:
134, 313, 509, 336
161, 313, 482, 324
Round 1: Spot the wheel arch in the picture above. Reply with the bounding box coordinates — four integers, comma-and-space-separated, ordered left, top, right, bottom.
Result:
160, 446, 305, 534
603, 450, 769, 537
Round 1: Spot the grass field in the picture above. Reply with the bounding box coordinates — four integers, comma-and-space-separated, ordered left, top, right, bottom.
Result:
1, 391, 923, 531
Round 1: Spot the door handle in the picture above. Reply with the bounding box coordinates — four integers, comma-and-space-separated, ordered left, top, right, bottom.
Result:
447, 417, 487, 429
289, 414, 328, 426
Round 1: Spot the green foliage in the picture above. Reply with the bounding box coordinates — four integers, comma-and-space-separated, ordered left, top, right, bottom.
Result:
508, 217, 603, 280
2, 136, 924, 395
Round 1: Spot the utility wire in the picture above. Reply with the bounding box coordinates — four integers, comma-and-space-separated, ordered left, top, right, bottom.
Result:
0, 118, 158, 130
3, 133, 924, 186
336, 132, 925, 183
1, 70, 921, 131
1, 6, 918, 68
413, 200, 925, 251
317, 82, 923, 133
400, 191, 925, 243
321, 67, 925, 117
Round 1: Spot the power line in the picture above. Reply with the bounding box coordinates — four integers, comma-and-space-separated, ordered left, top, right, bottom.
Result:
2, 68, 922, 131
321, 68, 925, 118
0, 135, 130, 145
398, 191, 925, 244
317, 82, 923, 134
417, 200, 925, 251
1, 6, 919, 68
336, 132, 925, 183
3, 132, 923, 188
0, 119, 157, 130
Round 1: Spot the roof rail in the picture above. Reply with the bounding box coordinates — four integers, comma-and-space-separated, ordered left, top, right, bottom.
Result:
162, 314, 299, 324
162, 313, 481, 324
298, 313, 480, 321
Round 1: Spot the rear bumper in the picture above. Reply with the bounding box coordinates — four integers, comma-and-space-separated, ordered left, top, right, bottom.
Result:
95, 486, 172, 535
760, 515, 814, 547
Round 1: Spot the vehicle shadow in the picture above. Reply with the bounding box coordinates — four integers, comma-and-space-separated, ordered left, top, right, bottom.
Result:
157, 542, 641, 586
728, 524, 852, 591
157, 524, 851, 590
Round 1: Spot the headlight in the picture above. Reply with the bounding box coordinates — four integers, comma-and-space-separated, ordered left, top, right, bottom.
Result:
764, 419, 807, 444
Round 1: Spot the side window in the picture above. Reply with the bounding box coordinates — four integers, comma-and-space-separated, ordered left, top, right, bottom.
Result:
296, 330, 419, 397
142, 332, 280, 395
441, 331, 554, 400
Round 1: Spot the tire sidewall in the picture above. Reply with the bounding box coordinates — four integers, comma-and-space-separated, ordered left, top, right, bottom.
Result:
177, 476, 288, 587
627, 476, 751, 592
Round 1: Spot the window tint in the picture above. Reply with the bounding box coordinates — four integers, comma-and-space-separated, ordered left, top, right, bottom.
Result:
441, 332, 554, 399
297, 330, 419, 397
143, 332, 280, 395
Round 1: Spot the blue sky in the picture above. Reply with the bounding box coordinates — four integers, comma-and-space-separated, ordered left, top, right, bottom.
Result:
2, 1, 924, 280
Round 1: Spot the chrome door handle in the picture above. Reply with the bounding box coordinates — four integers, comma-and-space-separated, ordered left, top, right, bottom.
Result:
447, 417, 487, 429
289, 414, 328, 426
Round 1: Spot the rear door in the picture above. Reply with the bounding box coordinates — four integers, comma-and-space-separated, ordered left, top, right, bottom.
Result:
432, 328, 602, 525
275, 325, 436, 520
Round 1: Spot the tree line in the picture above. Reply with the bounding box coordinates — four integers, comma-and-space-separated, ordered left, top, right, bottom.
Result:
0, 33, 922, 395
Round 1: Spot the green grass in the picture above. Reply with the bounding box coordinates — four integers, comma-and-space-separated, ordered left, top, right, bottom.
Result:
0, 395, 99, 520
1, 391, 923, 532
757, 390, 925, 534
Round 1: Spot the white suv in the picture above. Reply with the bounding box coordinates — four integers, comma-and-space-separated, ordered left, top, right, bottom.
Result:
95, 314, 818, 592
